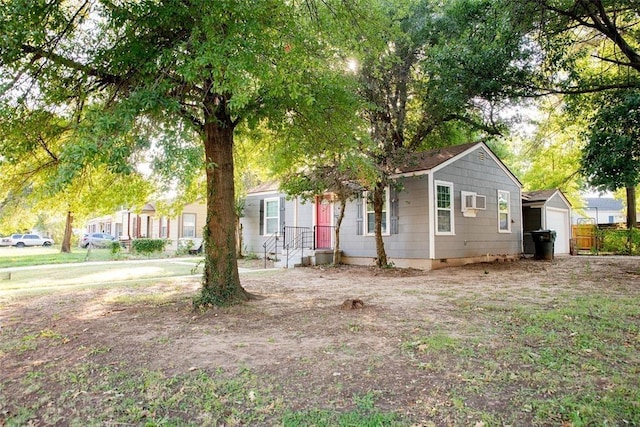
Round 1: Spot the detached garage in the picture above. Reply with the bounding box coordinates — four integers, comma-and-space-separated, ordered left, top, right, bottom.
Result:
522, 189, 572, 256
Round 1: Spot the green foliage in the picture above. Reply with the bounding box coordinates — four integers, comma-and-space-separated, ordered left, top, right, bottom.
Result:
0, 0, 374, 305
582, 91, 640, 191
522, 0, 640, 93
596, 228, 640, 255
428, 0, 540, 102
175, 239, 194, 256
108, 241, 122, 258
507, 98, 584, 202
130, 238, 167, 256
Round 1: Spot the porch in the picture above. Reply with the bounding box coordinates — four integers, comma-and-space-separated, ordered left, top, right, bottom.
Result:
262, 226, 338, 268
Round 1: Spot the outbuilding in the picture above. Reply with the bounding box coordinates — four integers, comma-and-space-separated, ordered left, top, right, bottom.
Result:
522, 189, 572, 255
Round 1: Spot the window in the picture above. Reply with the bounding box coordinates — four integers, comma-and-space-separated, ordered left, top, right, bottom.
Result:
461, 191, 487, 217
364, 188, 390, 235
498, 190, 511, 232
436, 181, 454, 234
264, 198, 280, 235
159, 217, 169, 238
182, 213, 196, 238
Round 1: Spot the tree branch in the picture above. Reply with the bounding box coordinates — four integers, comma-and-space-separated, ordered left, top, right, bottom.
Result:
37, 135, 59, 163
20, 44, 124, 86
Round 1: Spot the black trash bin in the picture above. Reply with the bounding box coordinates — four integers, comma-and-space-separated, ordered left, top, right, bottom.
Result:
531, 230, 556, 260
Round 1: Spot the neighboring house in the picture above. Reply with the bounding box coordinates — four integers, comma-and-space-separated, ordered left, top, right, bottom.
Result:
241, 141, 523, 270
84, 201, 207, 251
522, 189, 572, 255
574, 197, 625, 225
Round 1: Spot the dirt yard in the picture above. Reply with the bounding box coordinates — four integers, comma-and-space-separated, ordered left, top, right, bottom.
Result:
2, 256, 639, 425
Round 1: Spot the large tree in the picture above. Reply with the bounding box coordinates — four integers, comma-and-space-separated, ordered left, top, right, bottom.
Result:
355, 0, 534, 266
0, 0, 361, 305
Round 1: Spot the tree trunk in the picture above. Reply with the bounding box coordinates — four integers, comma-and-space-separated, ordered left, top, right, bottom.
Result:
195, 108, 251, 307
61, 211, 73, 253
333, 197, 346, 265
626, 186, 637, 229
236, 220, 243, 258
625, 186, 636, 254
373, 182, 388, 267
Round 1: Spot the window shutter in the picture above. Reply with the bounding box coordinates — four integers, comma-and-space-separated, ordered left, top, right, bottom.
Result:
259, 199, 264, 236
279, 196, 286, 233
356, 193, 363, 235
390, 188, 399, 234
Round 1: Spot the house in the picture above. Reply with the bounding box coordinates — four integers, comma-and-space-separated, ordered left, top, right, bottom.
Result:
522, 189, 572, 255
84, 201, 208, 251
575, 197, 625, 225
240, 141, 523, 269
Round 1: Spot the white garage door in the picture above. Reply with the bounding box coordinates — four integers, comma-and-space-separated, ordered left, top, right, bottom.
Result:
547, 208, 570, 254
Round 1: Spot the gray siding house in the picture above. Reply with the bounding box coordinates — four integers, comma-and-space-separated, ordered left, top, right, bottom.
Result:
241, 141, 523, 269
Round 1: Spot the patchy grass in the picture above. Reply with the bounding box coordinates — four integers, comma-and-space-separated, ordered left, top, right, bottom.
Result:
401, 294, 640, 425
1, 257, 639, 425
1, 363, 400, 426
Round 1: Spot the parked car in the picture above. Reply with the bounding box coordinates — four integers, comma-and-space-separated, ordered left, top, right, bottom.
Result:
12, 234, 54, 247
0, 235, 13, 247
79, 232, 117, 248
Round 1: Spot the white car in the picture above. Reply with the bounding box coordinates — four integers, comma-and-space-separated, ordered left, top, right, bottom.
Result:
79, 232, 117, 248
12, 234, 54, 247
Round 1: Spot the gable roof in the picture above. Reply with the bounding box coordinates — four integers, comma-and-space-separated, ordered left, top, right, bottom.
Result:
395, 142, 479, 173
392, 141, 521, 186
247, 180, 280, 195
522, 189, 572, 207
522, 189, 558, 203
585, 197, 623, 211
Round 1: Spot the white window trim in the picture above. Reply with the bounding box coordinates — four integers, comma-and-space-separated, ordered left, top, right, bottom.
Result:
497, 190, 511, 233
264, 197, 280, 236
363, 188, 390, 236
182, 213, 196, 238
435, 181, 455, 235
461, 191, 486, 217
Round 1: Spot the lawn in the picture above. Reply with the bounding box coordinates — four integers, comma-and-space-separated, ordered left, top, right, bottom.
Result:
1, 256, 639, 426
0, 246, 184, 268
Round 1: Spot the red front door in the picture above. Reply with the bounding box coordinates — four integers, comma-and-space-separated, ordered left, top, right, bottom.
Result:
316, 195, 332, 249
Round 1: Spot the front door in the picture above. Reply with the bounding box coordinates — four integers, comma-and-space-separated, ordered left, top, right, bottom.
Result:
315, 195, 333, 249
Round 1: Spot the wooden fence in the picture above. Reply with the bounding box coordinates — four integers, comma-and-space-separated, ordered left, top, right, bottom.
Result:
572, 224, 596, 252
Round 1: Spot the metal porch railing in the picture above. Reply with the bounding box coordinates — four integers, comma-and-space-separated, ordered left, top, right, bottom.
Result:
283, 226, 313, 268
262, 232, 281, 269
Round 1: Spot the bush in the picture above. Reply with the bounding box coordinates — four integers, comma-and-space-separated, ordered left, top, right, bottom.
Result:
109, 241, 122, 258
597, 228, 640, 255
176, 239, 194, 256
131, 238, 168, 256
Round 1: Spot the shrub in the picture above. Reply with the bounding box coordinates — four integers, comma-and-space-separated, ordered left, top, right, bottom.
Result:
109, 241, 122, 258
131, 238, 168, 256
598, 228, 640, 255
176, 239, 194, 256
